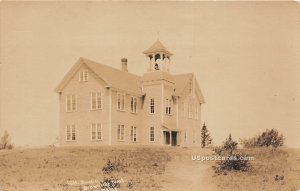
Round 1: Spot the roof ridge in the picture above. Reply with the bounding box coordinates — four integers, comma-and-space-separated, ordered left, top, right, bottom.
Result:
81, 57, 142, 78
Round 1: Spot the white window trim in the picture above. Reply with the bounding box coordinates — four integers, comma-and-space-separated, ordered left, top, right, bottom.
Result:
130, 96, 138, 114
131, 126, 137, 142
182, 102, 186, 118
195, 105, 198, 120
149, 126, 155, 142
188, 103, 193, 119
90, 92, 102, 110
117, 93, 126, 112
66, 124, 76, 141
117, 124, 125, 141
149, 98, 155, 114
66, 95, 77, 112
79, 70, 88, 82
165, 98, 172, 115
91, 123, 102, 141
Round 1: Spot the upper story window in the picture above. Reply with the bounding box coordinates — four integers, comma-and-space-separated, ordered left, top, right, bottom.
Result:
130, 97, 137, 113
165, 98, 172, 115
149, 98, 155, 114
91, 123, 102, 140
66, 124, 76, 141
117, 93, 125, 111
150, 127, 155, 142
182, 102, 186, 117
79, 71, 88, 82
91, 92, 102, 110
131, 126, 137, 142
117, 124, 125, 141
66, 95, 76, 112
188, 103, 193, 119
195, 105, 199, 120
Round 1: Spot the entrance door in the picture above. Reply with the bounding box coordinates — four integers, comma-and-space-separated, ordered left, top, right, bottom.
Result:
164, 131, 170, 145
171, 131, 177, 146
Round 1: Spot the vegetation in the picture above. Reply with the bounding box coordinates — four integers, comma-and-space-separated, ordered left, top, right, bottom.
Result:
0, 130, 13, 150
201, 123, 212, 148
213, 134, 252, 175
240, 128, 284, 149
102, 158, 127, 174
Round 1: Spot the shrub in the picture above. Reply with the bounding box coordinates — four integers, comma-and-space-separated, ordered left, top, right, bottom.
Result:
213, 153, 252, 175
102, 158, 126, 174
240, 129, 284, 149
0, 130, 13, 150
213, 134, 252, 174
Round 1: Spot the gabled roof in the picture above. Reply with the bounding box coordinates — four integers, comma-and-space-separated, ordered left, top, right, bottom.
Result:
143, 39, 173, 56
54, 58, 143, 95
55, 57, 204, 103
173, 73, 193, 94
173, 73, 205, 103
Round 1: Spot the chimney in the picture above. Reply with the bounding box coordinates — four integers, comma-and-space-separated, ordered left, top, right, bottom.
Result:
121, 58, 128, 72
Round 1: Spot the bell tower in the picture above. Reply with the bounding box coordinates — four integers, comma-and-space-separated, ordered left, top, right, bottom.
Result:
143, 39, 173, 73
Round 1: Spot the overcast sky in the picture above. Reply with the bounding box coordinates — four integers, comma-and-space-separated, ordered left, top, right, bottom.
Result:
1, 1, 300, 147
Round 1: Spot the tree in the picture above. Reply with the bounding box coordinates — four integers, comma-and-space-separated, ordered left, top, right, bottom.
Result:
201, 123, 212, 148
240, 129, 284, 149
223, 133, 238, 155
0, 130, 13, 150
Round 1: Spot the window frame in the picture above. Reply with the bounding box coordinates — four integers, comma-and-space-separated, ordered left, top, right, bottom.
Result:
149, 98, 155, 114
91, 123, 102, 141
117, 93, 125, 111
117, 124, 125, 141
66, 124, 76, 141
91, 92, 102, 110
131, 126, 137, 142
130, 96, 138, 113
150, 126, 155, 142
79, 70, 88, 82
66, 95, 77, 112
165, 98, 172, 115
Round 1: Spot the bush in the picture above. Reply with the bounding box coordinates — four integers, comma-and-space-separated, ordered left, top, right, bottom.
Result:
213, 153, 252, 175
102, 158, 126, 174
0, 130, 13, 150
212, 134, 252, 175
241, 129, 284, 149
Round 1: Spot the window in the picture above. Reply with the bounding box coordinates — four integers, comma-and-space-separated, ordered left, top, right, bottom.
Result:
185, 131, 187, 144
195, 105, 198, 120
91, 92, 102, 110
66, 95, 76, 112
131, 126, 137, 142
91, 123, 102, 140
188, 103, 193, 118
130, 97, 137, 113
117, 124, 125, 141
182, 102, 186, 117
79, 71, 88, 82
66, 125, 76, 141
165, 98, 172, 115
150, 127, 155, 142
117, 93, 125, 111
150, 98, 155, 114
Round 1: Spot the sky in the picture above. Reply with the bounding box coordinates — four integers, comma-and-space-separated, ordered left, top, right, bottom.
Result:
0, 1, 300, 147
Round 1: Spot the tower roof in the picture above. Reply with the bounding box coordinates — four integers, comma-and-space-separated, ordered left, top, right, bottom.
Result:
143, 39, 173, 56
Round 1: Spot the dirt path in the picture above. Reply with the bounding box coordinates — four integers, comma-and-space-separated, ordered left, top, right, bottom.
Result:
162, 148, 213, 191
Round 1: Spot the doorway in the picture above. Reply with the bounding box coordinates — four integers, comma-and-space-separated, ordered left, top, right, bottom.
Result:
171, 131, 177, 146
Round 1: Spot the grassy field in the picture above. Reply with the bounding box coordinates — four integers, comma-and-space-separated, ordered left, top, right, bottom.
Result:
204, 147, 300, 191
0, 146, 299, 191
